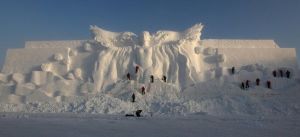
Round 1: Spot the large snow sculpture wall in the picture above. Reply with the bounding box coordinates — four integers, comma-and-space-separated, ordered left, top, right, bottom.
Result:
1, 23, 299, 94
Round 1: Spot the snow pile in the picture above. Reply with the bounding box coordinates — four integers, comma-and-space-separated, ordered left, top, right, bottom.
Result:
0, 23, 299, 116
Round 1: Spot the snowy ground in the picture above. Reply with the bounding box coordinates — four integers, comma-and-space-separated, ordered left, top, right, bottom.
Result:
0, 112, 299, 137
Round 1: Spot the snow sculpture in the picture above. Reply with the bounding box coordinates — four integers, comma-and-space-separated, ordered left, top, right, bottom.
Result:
41, 63, 52, 72
0, 23, 298, 103
66, 73, 75, 80
84, 42, 93, 52
12, 73, 25, 84
69, 49, 78, 56
74, 68, 83, 80
53, 53, 63, 61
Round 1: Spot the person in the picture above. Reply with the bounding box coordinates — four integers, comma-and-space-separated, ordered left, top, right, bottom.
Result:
231, 67, 235, 74
135, 110, 142, 117
131, 93, 135, 103
246, 80, 250, 89
256, 78, 260, 86
286, 70, 291, 78
241, 82, 245, 90
150, 75, 154, 83
162, 75, 167, 82
267, 81, 271, 89
135, 66, 139, 74
127, 73, 131, 80
272, 70, 277, 77
141, 86, 145, 95
279, 70, 283, 77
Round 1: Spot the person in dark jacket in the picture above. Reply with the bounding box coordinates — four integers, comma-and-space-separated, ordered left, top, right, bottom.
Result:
267, 81, 271, 89
162, 75, 167, 82
136, 110, 142, 117
127, 73, 131, 80
286, 70, 291, 78
150, 75, 154, 83
279, 70, 283, 77
135, 66, 139, 74
245, 80, 250, 89
256, 78, 260, 86
231, 67, 235, 74
131, 93, 135, 103
241, 82, 245, 90
272, 70, 277, 77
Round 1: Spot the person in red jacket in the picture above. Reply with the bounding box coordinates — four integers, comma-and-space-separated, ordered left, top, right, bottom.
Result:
141, 86, 145, 95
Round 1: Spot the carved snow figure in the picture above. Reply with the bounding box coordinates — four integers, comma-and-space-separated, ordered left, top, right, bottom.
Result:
53, 53, 63, 61
83, 42, 93, 52
66, 73, 75, 80
74, 68, 83, 80
69, 49, 78, 56
41, 63, 52, 72
12, 73, 25, 84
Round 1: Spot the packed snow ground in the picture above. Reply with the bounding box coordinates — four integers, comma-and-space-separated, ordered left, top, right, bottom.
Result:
0, 112, 299, 137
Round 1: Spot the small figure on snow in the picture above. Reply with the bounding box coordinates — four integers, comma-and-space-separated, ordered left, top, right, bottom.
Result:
279, 70, 283, 77
246, 80, 250, 89
150, 75, 154, 83
241, 82, 245, 90
256, 78, 260, 86
162, 75, 167, 82
135, 66, 139, 74
272, 70, 277, 77
231, 66, 235, 74
141, 86, 145, 95
267, 81, 271, 89
286, 70, 291, 78
131, 93, 135, 103
127, 73, 131, 80
135, 110, 142, 117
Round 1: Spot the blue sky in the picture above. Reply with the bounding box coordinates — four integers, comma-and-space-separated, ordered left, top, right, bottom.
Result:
0, 0, 299, 66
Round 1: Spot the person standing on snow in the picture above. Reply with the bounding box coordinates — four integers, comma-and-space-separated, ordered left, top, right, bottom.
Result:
162, 75, 167, 82
279, 70, 283, 77
267, 81, 271, 89
131, 93, 135, 103
141, 86, 145, 95
286, 70, 291, 78
127, 73, 131, 80
272, 70, 277, 77
150, 75, 154, 83
231, 67, 235, 74
246, 80, 250, 89
135, 66, 139, 74
256, 78, 260, 86
241, 82, 245, 90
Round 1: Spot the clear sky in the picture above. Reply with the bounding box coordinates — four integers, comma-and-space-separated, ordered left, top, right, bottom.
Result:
0, 0, 299, 66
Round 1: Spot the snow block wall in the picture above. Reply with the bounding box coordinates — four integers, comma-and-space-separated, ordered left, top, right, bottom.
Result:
0, 23, 299, 109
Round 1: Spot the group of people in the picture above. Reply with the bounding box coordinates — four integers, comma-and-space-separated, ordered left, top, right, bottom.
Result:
241, 78, 272, 90
272, 69, 291, 78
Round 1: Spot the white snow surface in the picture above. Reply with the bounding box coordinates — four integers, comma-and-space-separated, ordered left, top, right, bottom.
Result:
0, 23, 299, 118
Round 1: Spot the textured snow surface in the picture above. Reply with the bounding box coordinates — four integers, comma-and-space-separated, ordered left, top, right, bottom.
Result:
0, 113, 299, 137
0, 24, 299, 117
